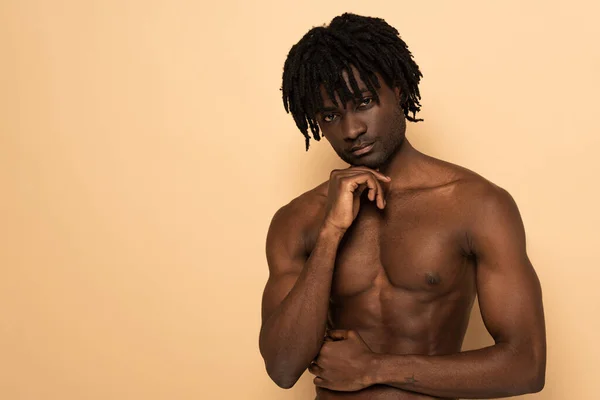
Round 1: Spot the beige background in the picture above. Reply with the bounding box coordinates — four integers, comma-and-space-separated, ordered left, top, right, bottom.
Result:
1, 1, 599, 399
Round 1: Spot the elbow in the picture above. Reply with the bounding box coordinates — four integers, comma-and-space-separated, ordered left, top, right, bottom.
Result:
501, 342, 546, 396
502, 360, 545, 397
264, 360, 301, 389
525, 361, 545, 394
529, 376, 545, 394
272, 374, 299, 390
259, 341, 300, 389
259, 341, 302, 389
517, 348, 546, 394
258, 327, 311, 389
526, 345, 546, 394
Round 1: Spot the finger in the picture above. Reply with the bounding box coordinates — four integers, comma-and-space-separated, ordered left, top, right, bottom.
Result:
346, 166, 391, 182
341, 173, 387, 209
358, 173, 385, 208
370, 174, 386, 209
308, 362, 322, 376
340, 174, 377, 199
326, 329, 349, 341
338, 167, 391, 183
313, 377, 326, 387
335, 170, 389, 199
355, 183, 368, 198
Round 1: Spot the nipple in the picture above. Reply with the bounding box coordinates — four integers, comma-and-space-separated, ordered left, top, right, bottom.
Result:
426, 272, 441, 285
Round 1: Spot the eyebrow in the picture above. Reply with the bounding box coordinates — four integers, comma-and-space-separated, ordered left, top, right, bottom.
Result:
316, 106, 339, 113
316, 88, 373, 113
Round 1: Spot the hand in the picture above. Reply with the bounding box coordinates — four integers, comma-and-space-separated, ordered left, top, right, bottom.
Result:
308, 329, 376, 392
323, 167, 391, 232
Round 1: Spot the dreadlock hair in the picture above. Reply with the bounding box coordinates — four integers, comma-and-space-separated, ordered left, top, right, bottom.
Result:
282, 13, 423, 151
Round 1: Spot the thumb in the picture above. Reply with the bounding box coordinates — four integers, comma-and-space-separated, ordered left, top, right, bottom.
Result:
355, 183, 367, 197
326, 329, 349, 341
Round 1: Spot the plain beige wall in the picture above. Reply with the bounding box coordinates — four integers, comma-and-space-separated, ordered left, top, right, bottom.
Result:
1, 1, 599, 399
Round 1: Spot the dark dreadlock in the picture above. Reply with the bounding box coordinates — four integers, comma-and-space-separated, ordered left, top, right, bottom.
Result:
282, 13, 423, 151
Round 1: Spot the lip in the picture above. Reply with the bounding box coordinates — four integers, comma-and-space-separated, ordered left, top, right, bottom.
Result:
351, 143, 374, 156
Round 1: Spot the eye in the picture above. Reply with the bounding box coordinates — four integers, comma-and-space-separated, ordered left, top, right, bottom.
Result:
322, 113, 337, 123
359, 97, 373, 107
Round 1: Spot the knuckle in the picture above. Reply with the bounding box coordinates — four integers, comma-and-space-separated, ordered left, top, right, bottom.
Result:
339, 177, 355, 187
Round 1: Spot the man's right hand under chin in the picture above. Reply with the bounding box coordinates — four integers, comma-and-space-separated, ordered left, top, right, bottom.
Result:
322, 166, 391, 233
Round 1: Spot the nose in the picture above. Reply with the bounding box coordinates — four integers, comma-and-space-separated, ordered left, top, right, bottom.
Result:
341, 112, 367, 141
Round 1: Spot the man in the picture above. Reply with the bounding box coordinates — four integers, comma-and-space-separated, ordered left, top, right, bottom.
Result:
259, 13, 546, 400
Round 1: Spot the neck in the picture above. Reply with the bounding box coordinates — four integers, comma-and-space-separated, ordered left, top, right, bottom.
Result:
377, 138, 427, 190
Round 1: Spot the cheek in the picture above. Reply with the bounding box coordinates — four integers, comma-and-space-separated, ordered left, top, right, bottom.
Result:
319, 127, 337, 144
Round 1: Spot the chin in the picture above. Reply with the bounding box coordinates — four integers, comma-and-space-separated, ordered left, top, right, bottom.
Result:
347, 154, 385, 169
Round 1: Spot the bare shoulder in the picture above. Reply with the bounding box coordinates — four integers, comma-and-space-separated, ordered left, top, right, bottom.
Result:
266, 181, 329, 268
429, 157, 525, 245
269, 181, 328, 232
455, 168, 518, 221
428, 157, 517, 211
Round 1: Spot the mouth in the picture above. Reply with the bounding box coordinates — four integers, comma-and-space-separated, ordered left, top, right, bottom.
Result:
350, 143, 375, 156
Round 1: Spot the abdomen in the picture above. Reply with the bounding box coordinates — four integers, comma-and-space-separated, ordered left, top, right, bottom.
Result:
329, 272, 476, 355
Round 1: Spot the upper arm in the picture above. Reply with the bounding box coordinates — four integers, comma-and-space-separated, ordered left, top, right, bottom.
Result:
470, 184, 546, 361
261, 204, 308, 324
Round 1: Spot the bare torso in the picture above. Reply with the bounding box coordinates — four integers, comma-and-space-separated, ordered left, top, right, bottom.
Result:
299, 159, 482, 399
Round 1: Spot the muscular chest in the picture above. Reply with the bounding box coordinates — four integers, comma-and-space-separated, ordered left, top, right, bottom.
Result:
326, 191, 472, 298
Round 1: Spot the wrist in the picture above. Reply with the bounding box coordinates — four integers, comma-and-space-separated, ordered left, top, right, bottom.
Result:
368, 353, 415, 388
319, 219, 347, 240
365, 352, 386, 386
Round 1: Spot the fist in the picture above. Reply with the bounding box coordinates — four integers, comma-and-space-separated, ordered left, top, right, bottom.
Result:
308, 329, 376, 392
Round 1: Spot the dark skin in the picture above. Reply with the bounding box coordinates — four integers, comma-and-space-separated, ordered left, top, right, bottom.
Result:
259, 67, 546, 399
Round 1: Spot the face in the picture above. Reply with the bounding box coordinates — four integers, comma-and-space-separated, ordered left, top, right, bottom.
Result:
315, 67, 406, 168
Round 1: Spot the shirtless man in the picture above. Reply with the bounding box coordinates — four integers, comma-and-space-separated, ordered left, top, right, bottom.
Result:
259, 13, 546, 400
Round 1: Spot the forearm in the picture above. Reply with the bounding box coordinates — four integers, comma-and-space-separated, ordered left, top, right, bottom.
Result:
369, 344, 545, 398
260, 222, 344, 388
